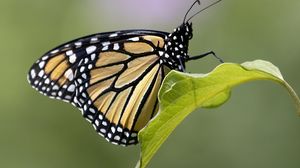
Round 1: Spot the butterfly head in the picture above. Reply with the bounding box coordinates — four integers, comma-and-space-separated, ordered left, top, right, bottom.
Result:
161, 22, 193, 71
159, 0, 222, 71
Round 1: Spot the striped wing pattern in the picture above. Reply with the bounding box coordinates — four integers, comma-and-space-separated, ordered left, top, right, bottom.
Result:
27, 40, 86, 105
75, 36, 170, 145
28, 31, 170, 146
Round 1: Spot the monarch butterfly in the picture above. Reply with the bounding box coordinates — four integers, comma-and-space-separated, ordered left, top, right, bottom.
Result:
27, 0, 222, 146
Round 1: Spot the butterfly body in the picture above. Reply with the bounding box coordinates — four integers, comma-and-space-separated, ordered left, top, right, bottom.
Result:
28, 22, 194, 146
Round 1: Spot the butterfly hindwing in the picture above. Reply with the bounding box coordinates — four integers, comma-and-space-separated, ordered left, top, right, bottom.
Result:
74, 35, 169, 145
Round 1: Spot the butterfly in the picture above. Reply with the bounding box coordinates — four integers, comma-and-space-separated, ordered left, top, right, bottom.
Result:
27, 0, 222, 146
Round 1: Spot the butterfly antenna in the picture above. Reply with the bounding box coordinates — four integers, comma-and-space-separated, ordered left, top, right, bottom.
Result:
186, 0, 222, 22
183, 0, 201, 23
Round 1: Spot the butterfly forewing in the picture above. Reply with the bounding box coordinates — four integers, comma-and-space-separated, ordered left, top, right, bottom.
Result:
28, 44, 84, 104
28, 30, 175, 146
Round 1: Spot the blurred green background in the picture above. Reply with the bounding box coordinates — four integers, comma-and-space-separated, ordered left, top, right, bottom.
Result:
1, 0, 300, 167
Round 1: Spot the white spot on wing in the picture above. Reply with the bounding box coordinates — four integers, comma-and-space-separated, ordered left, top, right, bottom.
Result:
44, 78, 50, 84
66, 50, 73, 56
80, 66, 85, 72
121, 139, 127, 144
91, 37, 98, 42
117, 127, 122, 132
102, 121, 107, 126
39, 61, 45, 68
50, 49, 59, 54
65, 95, 71, 100
67, 84, 75, 92
113, 43, 119, 50
89, 108, 95, 114
158, 51, 164, 56
75, 42, 82, 47
102, 46, 108, 51
86, 46, 96, 54
77, 78, 82, 84
102, 42, 110, 46
64, 69, 74, 81
38, 70, 44, 77
84, 58, 89, 64
114, 135, 120, 141
53, 85, 59, 90
111, 127, 116, 133
87, 115, 93, 120
109, 33, 118, 37
69, 54, 76, 64
91, 54, 96, 60
130, 37, 139, 41
100, 128, 106, 133
95, 120, 99, 126
30, 69, 36, 78
42, 56, 49, 61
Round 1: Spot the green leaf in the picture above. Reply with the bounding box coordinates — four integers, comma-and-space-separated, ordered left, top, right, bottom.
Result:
135, 60, 300, 168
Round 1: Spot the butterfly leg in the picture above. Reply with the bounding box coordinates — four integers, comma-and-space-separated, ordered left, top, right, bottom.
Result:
187, 51, 224, 63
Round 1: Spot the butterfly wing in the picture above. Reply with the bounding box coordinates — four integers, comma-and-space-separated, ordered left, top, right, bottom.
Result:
28, 30, 171, 145
28, 42, 80, 104
27, 30, 167, 104
75, 34, 173, 145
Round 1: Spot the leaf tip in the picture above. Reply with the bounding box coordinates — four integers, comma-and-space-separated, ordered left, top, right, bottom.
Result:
241, 59, 284, 80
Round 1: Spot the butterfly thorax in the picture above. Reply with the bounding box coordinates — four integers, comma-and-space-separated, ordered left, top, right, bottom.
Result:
159, 22, 193, 71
